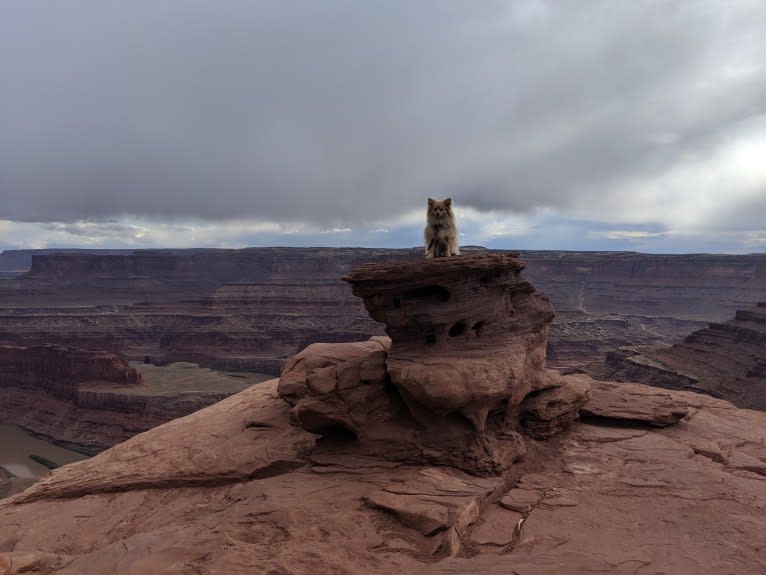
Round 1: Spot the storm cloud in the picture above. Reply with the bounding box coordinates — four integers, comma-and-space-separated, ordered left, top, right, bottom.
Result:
1, 1, 765, 250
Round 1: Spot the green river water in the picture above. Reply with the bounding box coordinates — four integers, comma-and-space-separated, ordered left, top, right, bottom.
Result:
0, 423, 89, 479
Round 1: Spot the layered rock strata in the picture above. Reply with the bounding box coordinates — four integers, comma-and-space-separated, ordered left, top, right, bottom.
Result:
280, 253, 590, 475
0, 346, 256, 449
1, 254, 764, 572
0, 282, 380, 375
600, 301, 766, 410
2, 248, 765, 378
0, 345, 140, 400
342, 253, 581, 431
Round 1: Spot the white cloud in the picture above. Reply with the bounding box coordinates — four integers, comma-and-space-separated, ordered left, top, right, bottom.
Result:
1, 1, 765, 253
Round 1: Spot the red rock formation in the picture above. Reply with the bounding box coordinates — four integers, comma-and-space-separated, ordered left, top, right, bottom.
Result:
2, 248, 765, 377
344, 253, 569, 429
1, 253, 764, 572
20, 247, 419, 296
0, 346, 250, 449
0, 378, 764, 573
280, 253, 589, 475
600, 301, 766, 410
0, 345, 140, 400
157, 282, 381, 372
521, 251, 766, 321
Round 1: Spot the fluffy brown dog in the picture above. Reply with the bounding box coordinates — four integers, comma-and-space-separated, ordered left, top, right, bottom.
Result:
424, 197, 460, 258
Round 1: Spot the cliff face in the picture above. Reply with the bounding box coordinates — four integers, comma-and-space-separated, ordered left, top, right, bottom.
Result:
600, 301, 766, 410
521, 251, 766, 321
545, 314, 707, 372
0, 284, 381, 374
0, 345, 140, 400
10, 249, 766, 321
157, 282, 382, 372
22, 247, 418, 294
0, 346, 260, 449
2, 248, 765, 377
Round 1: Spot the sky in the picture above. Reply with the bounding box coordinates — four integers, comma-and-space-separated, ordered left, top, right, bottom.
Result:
1, 1, 765, 254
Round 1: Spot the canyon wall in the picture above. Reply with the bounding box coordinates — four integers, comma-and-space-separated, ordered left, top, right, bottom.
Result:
0, 345, 253, 449
521, 251, 766, 320
1, 247, 764, 457
0, 345, 140, 400
5, 248, 765, 319
600, 301, 766, 410
1, 248, 765, 376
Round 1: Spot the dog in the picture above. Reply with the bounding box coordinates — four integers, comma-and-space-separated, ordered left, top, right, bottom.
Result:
424, 197, 459, 258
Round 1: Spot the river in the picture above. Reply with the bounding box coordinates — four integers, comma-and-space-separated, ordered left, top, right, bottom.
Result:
0, 423, 89, 479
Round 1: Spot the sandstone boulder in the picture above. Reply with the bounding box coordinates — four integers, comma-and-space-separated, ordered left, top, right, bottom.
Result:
278, 253, 590, 475
344, 253, 557, 432
277, 336, 391, 435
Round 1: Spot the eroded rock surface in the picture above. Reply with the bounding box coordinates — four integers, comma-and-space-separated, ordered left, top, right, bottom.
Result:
343, 253, 586, 432
0, 344, 140, 399
600, 301, 766, 410
0, 379, 764, 574
1, 253, 764, 573
2, 248, 765, 377
278, 254, 589, 474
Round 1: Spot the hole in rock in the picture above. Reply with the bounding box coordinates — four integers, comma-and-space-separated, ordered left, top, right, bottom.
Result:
479, 272, 502, 285
318, 425, 358, 442
445, 411, 475, 431
486, 400, 510, 431
471, 321, 486, 337
392, 297, 401, 308
425, 334, 437, 346
381, 380, 415, 422
449, 321, 466, 337
403, 285, 450, 303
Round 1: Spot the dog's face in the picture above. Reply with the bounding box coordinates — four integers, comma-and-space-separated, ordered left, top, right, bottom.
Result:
427, 197, 453, 221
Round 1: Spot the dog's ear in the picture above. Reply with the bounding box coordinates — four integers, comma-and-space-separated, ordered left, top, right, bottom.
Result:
428, 198, 435, 206
443, 197, 452, 207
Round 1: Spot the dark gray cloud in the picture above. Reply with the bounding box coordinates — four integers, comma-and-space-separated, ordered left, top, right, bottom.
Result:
1, 1, 765, 234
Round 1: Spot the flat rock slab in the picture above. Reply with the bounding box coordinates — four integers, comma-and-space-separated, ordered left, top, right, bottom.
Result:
10, 379, 317, 503
581, 378, 690, 426
469, 505, 523, 548
365, 490, 450, 535
439, 387, 766, 575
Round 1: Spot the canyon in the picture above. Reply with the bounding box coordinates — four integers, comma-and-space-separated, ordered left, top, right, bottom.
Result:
0, 247, 764, 453
0, 252, 764, 574
599, 301, 766, 410
2, 248, 764, 372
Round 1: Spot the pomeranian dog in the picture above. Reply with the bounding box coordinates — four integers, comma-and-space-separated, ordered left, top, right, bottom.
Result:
424, 197, 460, 258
